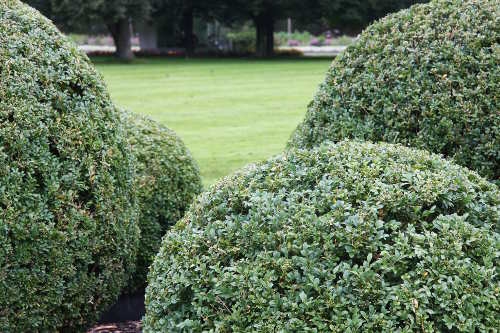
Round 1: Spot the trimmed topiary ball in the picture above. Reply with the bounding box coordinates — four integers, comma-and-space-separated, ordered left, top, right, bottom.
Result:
145, 141, 499, 332
121, 111, 202, 291
0, 2, 139, 331
289, 0, 499, 182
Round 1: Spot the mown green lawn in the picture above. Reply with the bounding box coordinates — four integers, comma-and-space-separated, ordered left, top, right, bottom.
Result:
93, 57, 332, 185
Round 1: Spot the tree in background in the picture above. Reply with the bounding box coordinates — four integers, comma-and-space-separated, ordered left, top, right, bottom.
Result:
55, 0, 150, 60
216, 0, 315, 57
26, 0, 150, 60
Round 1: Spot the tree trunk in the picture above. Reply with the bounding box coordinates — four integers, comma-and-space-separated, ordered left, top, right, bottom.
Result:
265, 16, 274, 57
182, 6, 195, 57
256, 20, 264, 56
254, 14, 275, 57
108, 17, 134, 61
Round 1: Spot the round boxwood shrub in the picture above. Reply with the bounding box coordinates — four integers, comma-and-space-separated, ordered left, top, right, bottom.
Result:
121, 111, 202, 291
145, 141, 499, 332
0, 2, 139, 331
289, 0, 499, 182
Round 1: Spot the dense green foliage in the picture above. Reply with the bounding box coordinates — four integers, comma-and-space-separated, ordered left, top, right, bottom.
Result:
145, 141, 499, 332
0, 1, 139, 331
290, 0, 500, 182
122, 111, 202, 291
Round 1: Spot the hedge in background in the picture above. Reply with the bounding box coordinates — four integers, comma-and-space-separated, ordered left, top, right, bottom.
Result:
289, 0, 499, 182
0, 2, 139, 331
122, 111, 202, 291
145, 141, 499, 332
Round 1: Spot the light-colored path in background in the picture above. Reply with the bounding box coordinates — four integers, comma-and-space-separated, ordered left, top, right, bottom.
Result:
80, 45, 346, 57
278, 45, 347, 57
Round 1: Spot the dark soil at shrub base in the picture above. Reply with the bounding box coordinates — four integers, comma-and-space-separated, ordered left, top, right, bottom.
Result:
98, 289, 146, 323
88, 289, 145, 333
87, 321, 142, 333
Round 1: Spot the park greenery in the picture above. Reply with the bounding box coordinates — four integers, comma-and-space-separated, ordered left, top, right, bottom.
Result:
26, 0, 427, 59
1, 0, 499, 332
